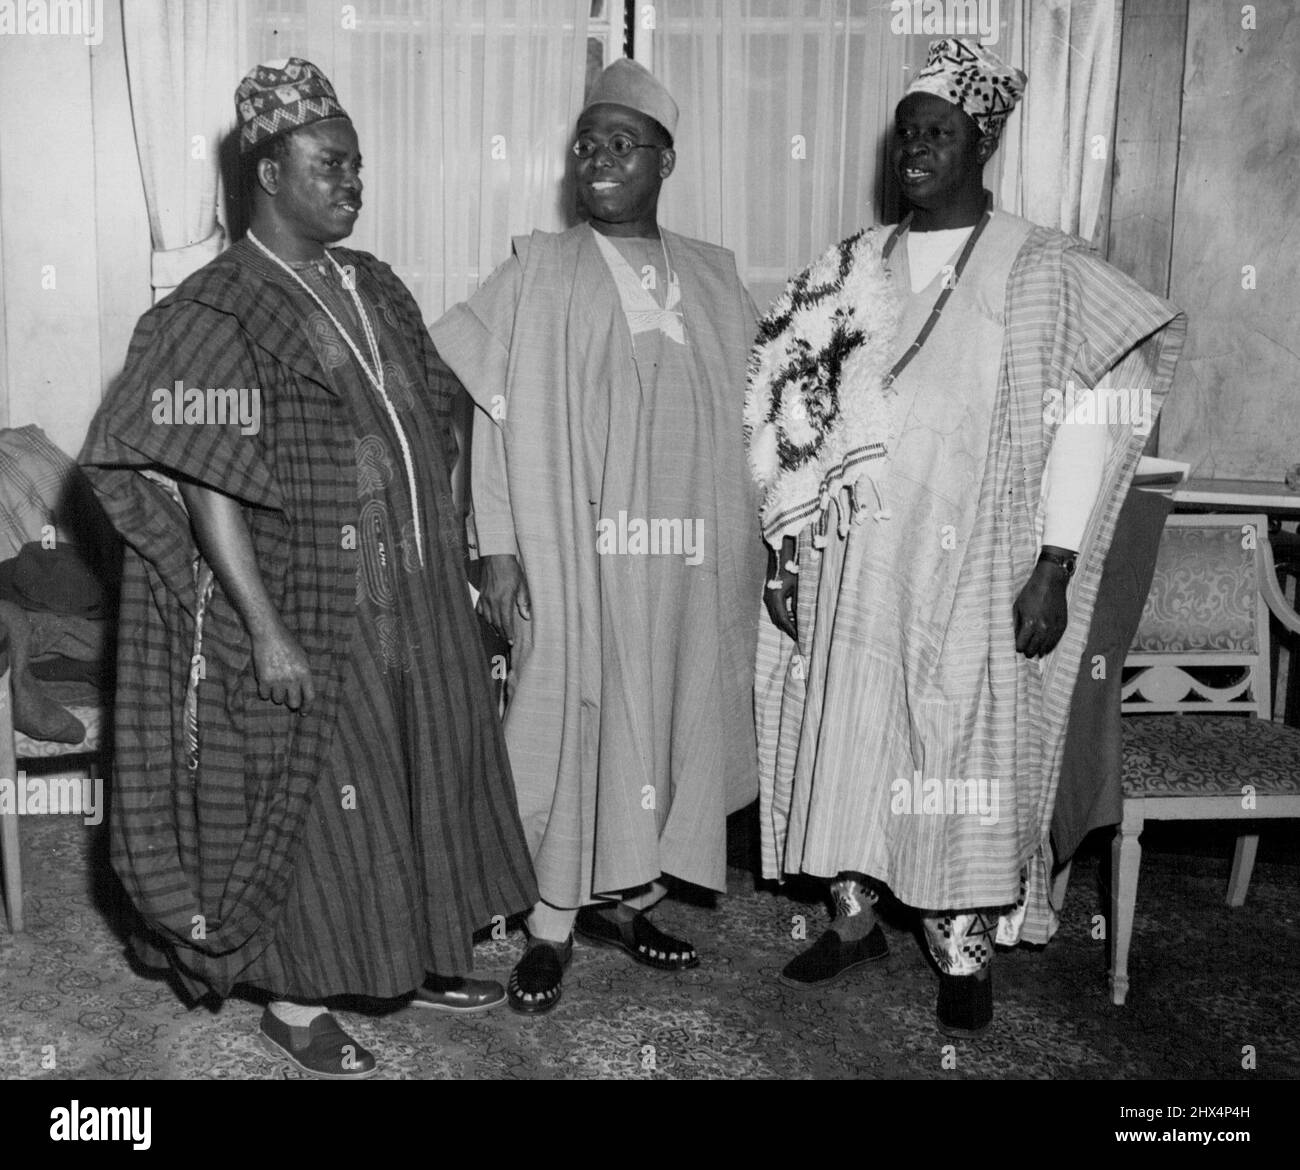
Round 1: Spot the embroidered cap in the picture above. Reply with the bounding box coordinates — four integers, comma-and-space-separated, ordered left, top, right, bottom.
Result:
582, 58, 679, 139
236, 58, 349, 154
905, 37, 1026, 143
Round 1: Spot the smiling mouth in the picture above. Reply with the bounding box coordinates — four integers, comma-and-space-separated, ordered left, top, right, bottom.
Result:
337, 201, 361, 214
901, 167, 932, 182
589, 181, 621, 192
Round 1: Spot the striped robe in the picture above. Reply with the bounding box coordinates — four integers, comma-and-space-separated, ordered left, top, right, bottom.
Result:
80, 241, 537, 999
755, 212, 1186, 942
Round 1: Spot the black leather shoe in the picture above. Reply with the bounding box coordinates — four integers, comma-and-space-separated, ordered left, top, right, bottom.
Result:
575, 907, 700, 971
936, 967, 994, 1038
258, 1008, 377, 1079
507, 936, 573, 1015
779, 925, 888, 988
411, 973, 506, 1013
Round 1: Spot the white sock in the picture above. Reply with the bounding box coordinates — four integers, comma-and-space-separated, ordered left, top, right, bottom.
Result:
527, 900, 578, 943
269, 1000, 328, 1028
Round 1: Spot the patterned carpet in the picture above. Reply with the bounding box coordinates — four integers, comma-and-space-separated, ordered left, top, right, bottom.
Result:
1, 807, 1297, 1080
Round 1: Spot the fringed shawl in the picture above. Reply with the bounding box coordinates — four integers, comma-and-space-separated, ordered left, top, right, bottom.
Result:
744, 229, 901, 548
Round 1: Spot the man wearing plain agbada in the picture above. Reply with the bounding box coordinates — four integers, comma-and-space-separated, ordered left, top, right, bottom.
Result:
432, 60, 766, 1015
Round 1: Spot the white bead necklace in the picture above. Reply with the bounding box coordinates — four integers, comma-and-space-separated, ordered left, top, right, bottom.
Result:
246, 229, 424, 567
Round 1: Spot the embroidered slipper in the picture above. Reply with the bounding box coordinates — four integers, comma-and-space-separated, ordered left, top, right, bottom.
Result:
575, 907, 700, 971
507, 936, 573, 1015
257, 1008, 378, 1079
779, 925, 888, 988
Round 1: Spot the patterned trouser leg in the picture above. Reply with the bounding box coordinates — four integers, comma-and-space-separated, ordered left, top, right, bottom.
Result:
830, 872, 880, 919
922, 910, 998, 976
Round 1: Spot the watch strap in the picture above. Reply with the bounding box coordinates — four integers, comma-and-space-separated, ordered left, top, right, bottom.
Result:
1037, 549, 1077, 578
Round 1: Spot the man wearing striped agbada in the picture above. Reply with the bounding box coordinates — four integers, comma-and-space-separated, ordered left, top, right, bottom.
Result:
750, 38, 1185, 1036
81, 59, 537, 1078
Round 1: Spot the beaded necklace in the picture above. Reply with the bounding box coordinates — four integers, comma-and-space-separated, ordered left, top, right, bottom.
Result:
880, 193, 994, 389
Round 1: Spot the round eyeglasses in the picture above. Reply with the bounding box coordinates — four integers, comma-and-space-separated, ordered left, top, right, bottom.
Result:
572, 133, 662, 160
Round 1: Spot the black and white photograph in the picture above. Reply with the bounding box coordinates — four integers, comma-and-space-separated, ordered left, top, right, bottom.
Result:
0, 0, 1294, 1137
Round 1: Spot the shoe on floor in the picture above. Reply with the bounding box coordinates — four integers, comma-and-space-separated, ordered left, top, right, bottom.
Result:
779, 925, 889, 988
936, 967, 994, 1038
575, 907, 700, 971
508, 935, 573, 1015
257, 1008, 377, 1079
411, 973, 506, 1013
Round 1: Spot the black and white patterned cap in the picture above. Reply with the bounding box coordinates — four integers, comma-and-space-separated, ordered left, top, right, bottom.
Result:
905, 37, 1027, 142
236, 58, 349, 154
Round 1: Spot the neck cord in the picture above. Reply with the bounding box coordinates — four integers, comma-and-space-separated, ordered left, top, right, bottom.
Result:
880, 194, 993, 390
246, 230, 425, 567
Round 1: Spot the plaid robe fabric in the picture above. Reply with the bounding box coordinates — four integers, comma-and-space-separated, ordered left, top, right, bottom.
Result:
80, 241, 536, 997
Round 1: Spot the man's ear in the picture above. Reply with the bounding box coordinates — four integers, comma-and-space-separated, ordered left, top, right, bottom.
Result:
975, 133, 998, 167
658, 147, 676, 180
257, 156, 280, 196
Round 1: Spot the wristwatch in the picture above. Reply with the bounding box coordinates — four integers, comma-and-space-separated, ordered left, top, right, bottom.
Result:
1037, 549, 1077, 578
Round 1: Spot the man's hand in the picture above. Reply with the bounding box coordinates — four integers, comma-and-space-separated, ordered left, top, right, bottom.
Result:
478, 553, 531, 644
251, 622, 316, 711
178, 480, 316, 712
1014, 560, 1070, 658
764, 536, 799, 642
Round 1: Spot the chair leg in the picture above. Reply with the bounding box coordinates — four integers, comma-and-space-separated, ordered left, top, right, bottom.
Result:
1, 808, 21, 933
1227, 833, 1259, 908
1109, 802, 1144, 1006
0, 669, 21, 933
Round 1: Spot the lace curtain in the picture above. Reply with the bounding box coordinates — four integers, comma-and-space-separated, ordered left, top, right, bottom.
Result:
651, 1, 1125, 307
997, 0, 1122, 242
243, 0, 594, 317
122, 0, 1114, 318
122, 0, 240, 303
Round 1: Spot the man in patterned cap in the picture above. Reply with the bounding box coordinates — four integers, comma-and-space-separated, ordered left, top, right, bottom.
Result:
431, 58, 766, 1014
753, 37, 1185, 1035
80, 58, 537, 1077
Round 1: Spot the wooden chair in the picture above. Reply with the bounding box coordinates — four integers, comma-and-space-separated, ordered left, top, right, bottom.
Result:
0, 660, 106, 933
1107, 512, 1300, 1004
1268, 526, 1300, 725
0, 659, 19, 932
0, 425, 114, 933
